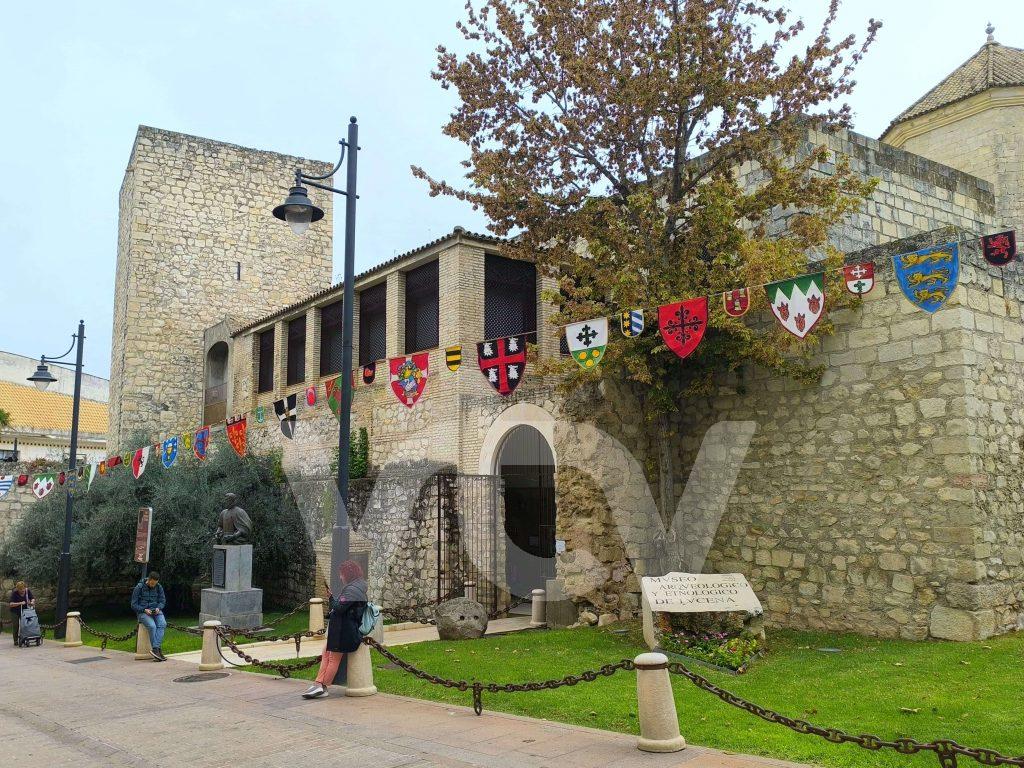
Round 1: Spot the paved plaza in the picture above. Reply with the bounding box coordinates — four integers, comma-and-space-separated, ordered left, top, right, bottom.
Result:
0, 639, 808, 767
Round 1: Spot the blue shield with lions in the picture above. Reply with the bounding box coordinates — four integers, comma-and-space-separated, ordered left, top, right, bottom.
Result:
893, 242, 959, 313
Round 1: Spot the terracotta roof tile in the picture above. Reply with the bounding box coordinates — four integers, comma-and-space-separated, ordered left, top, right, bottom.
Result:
883, 39, 1024, 136
0, 381, 108, 435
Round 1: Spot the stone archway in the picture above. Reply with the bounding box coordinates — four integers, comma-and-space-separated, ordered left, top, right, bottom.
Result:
479, 404, 558, 597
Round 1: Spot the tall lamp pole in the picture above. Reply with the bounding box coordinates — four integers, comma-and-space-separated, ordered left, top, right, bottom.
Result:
27, 320, 86, 640
273, 117, 358, 598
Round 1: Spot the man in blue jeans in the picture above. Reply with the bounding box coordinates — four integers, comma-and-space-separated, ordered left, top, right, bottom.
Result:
131, 572, 167, 661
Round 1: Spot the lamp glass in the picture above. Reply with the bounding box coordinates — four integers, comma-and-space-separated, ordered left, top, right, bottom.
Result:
286, 208, 312, 235
33, 378, 50, 392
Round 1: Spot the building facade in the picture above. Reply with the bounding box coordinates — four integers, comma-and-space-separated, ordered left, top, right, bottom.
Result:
107, 34, 1024, 640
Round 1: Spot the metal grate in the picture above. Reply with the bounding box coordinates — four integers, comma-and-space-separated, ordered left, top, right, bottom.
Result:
319, 299, 344, 376
286, 315, 306, 385
65, 656, 109, 664
257, 328, 275, 392
405, 260, 439, 353
359, 282, 387, 366
485, 254, 537, 340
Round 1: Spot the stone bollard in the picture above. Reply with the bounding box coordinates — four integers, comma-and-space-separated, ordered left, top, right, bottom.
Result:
529, 588, 547, 628
134, 622, 152, 660
634, 652, 687, 753
199, 620, 224, 671
464, 581, 477, 603
308, 598, 325, 633
344, 641, 378, 697
63, 612, 83, 648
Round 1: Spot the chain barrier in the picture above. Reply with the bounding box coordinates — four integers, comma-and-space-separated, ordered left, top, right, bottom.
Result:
362, 636, 633, 715
78, 619, 138, 651
260, 602, 309, 628
214, 627, 323, 677
164, 621, 203, 636
666, 661, 1024, 768
38, 618, 67, 631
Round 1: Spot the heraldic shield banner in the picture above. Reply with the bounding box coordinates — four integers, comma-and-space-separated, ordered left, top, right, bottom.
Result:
478, 335, 526, 395
659, 297, 708, 360
893, 242, 959, 314
566, 317, 608, 369
390, 353, 428, 408
765, 273, 825, 338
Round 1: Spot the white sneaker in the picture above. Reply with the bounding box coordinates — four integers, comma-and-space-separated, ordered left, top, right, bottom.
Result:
301, 684, 327, 699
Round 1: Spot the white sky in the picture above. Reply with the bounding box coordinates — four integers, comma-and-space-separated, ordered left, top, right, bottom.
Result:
1, 1, 1020, 378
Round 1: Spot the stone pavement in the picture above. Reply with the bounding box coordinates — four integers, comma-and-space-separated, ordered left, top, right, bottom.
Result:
0, 639, 808, 768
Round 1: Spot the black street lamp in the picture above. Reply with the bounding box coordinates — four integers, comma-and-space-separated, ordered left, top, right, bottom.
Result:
273, 117, 359, 598
27, 320, 86, 640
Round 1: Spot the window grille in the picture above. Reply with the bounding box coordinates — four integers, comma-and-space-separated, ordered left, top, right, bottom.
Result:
257, 329, 274, 393
286, 315, 306, 385
319, 299, 344, 376
404, 260, 439, 353
359, 282, 387, 366
484, 254, 537, 340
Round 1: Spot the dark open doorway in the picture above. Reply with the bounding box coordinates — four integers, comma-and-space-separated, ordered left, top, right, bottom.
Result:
498, 425, 556, 597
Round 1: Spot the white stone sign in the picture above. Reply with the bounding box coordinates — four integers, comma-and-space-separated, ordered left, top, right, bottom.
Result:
641, 572, 763, 650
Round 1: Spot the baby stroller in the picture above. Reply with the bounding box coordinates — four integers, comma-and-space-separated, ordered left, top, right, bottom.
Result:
16, 606, 42, 647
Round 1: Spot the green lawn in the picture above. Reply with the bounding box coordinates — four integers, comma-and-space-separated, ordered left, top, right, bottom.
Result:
18, 606, 313, 655
253, 624, 1024, 768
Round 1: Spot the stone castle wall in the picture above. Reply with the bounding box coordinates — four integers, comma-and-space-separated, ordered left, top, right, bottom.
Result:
108, 127, 335, 450
138, 119, 1018, 639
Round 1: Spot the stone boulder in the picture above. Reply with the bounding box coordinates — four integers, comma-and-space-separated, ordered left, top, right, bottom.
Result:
435, 598, 488, 640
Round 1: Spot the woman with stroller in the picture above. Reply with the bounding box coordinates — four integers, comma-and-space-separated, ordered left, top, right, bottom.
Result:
8, 581, 35, 646
301, 559, 367, 699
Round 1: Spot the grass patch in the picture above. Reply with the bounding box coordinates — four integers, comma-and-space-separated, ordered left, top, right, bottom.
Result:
251, 623, 1024, 768
28, 606, 311, 655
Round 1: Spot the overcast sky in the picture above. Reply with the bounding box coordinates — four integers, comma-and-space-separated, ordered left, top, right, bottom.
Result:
1, 1, 1020, 378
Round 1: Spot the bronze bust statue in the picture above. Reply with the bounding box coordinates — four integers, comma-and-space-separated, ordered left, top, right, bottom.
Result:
215, 493, 252, 545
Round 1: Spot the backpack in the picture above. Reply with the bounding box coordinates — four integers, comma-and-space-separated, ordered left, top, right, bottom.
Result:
359, 603, 381, 636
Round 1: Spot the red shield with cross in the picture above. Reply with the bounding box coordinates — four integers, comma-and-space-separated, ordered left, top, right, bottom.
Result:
659, 297, 708, 360
477, 335, 527, 396
843, 262, 875, 295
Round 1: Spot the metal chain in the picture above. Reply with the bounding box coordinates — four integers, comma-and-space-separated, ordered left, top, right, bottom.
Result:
666, 661, 1024, 768
260, 602, 309, 628
362, 636, 633, 715
78, 619, 138, 651
214, 627, 323, 677
38, 618, 68, 631
164, 621, 203, 636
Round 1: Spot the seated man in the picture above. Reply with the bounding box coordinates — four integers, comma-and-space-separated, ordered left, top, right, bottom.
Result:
131, 571, 167, 661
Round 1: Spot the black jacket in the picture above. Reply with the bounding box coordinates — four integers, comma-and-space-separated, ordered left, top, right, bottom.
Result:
326, 578, 367, 653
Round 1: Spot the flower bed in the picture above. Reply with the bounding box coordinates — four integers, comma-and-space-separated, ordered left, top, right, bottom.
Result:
656, 612, 764, 672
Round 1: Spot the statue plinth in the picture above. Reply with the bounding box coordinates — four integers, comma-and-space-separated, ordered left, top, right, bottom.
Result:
200, 545, 263, 630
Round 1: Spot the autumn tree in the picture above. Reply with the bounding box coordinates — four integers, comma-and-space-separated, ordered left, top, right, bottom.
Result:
416, 0, 880, 511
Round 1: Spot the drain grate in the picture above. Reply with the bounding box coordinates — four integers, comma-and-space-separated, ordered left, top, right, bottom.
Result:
65, 656, 109, 664
173, 672, 231, 683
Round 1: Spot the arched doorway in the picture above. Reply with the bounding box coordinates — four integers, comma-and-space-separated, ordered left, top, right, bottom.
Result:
204, 341, 229, 424
498, 424, 556, 597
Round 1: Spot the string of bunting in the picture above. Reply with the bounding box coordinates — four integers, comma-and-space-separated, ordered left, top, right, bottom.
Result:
2, 230, 1013, 499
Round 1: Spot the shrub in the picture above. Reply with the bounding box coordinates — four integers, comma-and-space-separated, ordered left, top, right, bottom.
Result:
0, 432, 313, 610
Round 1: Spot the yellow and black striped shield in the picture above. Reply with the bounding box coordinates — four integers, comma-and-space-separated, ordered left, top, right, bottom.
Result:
445, 345, 462, 372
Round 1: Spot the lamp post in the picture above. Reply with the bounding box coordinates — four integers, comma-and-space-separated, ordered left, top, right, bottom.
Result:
27, 320, 86, 640
273, 117, 358, 598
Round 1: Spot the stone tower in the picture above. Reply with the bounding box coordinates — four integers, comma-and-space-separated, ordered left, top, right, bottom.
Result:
108, 127, 333, 449
881, 27, 1024, 230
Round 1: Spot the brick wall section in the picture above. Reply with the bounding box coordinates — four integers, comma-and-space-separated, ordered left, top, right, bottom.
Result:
108, 127, 334, 450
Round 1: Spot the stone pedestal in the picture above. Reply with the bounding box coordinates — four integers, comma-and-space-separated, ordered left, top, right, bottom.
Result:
200, 545, 263, 630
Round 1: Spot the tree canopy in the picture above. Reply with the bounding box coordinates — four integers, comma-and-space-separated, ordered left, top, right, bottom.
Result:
415, 0, 881, 409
